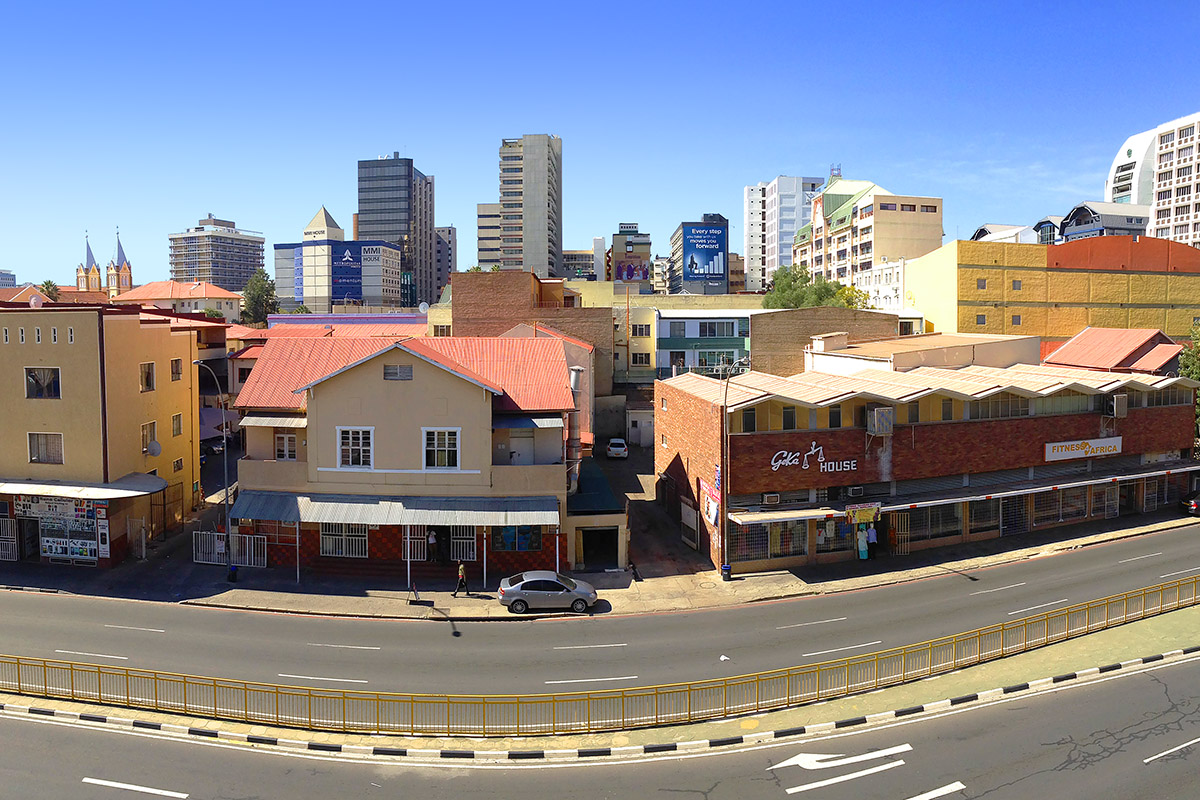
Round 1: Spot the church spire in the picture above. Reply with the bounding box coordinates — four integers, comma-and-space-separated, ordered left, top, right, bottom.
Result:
85, 233, 97, 270
115, 227, 128, 267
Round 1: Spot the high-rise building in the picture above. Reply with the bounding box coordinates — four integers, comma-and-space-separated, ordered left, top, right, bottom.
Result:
476, 134, 563, 277
1105, 112, 1200, 248
668, 214, 729, 294
356, 152, 437, 304
435, 226, 457, 297
592, 237, 606, 278
168, 214, 265, 292
744, 176, 824, 291
0, 270, 15, 288
562, 249, 596, 278
609, 223, 652, 282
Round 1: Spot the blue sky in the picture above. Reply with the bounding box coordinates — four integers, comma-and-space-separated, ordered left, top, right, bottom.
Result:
3, 0, 1199, 287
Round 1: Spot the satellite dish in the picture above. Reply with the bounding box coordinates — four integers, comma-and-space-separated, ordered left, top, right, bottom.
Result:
146, 440, 162, 457
29, 295, 43, 308
418, 302, 430, 314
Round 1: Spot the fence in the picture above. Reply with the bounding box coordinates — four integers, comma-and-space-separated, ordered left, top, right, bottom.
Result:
0, 576, 1195, 737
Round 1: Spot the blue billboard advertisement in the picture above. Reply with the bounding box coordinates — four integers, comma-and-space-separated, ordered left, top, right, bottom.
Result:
331, 243, 364, 303
681, 224, 728, 293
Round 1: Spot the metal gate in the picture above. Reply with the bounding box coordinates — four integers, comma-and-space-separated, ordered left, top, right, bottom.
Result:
450, 526, 476, 561
193, 530, 224, 565
127, 518, 147, 560
0, 519, 17, 561
886, 511, 911, 555
193, 531, 266, 567
1093, 484, 1119, 519
1000, 496, 1029, 536
404, 526, 427, 562
1143, 478, 1158, 512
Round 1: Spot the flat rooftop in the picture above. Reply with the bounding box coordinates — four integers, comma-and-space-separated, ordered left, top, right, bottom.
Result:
813, 332, 1037, 360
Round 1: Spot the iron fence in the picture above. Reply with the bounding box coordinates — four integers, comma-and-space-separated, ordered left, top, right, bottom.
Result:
0, 576, 1194, 736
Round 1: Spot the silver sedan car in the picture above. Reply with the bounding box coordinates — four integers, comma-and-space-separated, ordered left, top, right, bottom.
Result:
498, 570, 598, 614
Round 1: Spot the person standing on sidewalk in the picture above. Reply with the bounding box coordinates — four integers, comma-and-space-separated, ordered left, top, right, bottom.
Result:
867, 524, 878, 559
427, 529, 437, 562
453, 561, 468, 597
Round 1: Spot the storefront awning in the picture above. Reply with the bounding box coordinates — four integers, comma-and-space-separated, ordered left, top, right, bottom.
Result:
231, 491, 560, 527
492, 415, 564, 429
0, 472, 168, 500
728, 507, 841, 525
238, 413, 308, 429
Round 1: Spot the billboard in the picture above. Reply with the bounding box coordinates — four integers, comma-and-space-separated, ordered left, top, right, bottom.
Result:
681, 224, 727, 292
331, 243, 363, 303
612, 252, 651, 282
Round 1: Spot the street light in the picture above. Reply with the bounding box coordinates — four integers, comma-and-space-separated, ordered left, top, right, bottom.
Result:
720, 354, 751, 581
194, 359, 230, 568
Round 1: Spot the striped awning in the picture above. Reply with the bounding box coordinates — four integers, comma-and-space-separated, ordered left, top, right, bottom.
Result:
238, 414, 308, 428
230, 491, 560, 526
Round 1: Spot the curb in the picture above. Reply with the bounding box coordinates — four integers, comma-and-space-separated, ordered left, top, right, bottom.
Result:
176, 599, 570, 622
0, 585, 61, 594
8, 645, 1197, 762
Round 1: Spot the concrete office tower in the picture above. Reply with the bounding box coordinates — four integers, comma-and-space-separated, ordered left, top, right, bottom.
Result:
357, 152, 437, 305
0, 270, 15, 288
168, 214, 265, 292
609, 222, 652, 282
744, 176, 824, 291
669, 213, 729, 294
476, 134, 563, 277
435, 226, 457, 295
1106, 111, 1200, 248
592, 237, 605, 277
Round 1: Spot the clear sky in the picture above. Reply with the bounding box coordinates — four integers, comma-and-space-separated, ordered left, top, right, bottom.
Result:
4, 0, 1200, 288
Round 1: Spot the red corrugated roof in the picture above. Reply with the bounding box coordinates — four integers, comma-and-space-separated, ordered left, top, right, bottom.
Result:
523, 322, 596, 352
418, 337, 574, 412
1128, 342, 1183, 373
1040, 340, 1066, 360
229, 344, 264, 360
234, 338, 393, 410
1044, 327, 1175, 371
225, 324, 267, 341
265, 322, 427, 339
113, 280, 242, 301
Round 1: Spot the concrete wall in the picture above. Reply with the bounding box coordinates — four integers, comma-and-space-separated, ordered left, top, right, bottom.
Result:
595, 394, 626, 441
749, 308, 899, 376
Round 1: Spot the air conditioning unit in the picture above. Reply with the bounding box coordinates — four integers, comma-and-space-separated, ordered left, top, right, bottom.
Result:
846, 486, 864, 498
762, 493, 781, 505
866, 405, 895, 436
1107, 393, 1128, 418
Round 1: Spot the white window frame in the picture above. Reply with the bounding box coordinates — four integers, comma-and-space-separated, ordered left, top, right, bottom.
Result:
336, 426, 374, 470
422, 426, 461, 471
28, 431, 64, 464
319, 522, 368, 558
275, 432, 298, 461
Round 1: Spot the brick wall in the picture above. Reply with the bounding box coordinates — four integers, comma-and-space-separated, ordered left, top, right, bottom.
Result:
654, 379, 724, 566
750, 308, 899, 376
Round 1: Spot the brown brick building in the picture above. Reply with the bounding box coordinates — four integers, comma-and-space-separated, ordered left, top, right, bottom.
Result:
749, 307, 901, 376
656, 364, 1198, 573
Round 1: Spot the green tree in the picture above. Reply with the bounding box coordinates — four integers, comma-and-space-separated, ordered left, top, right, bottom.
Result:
290, 305, 312, 314
762, 265, 842, 309
204, 308, 224, 319
466, 265, 483, 273
833, 285, 874, 310
489, 264, 501, 272
1178, 323, 1200, 437
241, 268, 279, 325
38, 280, 59, 301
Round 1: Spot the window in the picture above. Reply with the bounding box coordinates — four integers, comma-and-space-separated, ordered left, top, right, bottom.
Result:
976, 314, 987, 326
782, 405, 796, 431
338, 428, 372, 468
900, 204, 916, 212
920, 204, 937, 213
28, 432, 63, 464
492, 525, 542, 551
25, 367, 60, 399
170, 358, 182, 381
661, 397, 667, 411
320, 522, 368, 558
51, 328, 57, 344
878, 202, 897, 211
699, 321, 735, 337
969, 393, 1029, 420
741, 407, 757, 433
2, 328, 6, 343
172, 413, 182, 437
19, 328, 24, 344
68, 327, 74, 344
907, 401, 920, 424
828, 405, 842, 428
139, 362, 155, 392
275, 433, 297, 460
631, 352, 650, 366
942, 398, 954, 421
34, 327, 40, 344
424, 428, 459, 469
661, 433, 668, 448
173, 458, 183, 473
976, 278, 987, 290
669, 321, 685, 338
1012, 279, 1022, 290
384, 364, 414, 381
141, 421, 157, 454
237, 367, 252, 383
1012, 315, 1022, 326
631, 324, 651, 338
433, 325, 451, 337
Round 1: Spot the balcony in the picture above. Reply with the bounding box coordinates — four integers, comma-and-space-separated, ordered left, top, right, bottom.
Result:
491, 463, 564, 494
237, 457, 308, 492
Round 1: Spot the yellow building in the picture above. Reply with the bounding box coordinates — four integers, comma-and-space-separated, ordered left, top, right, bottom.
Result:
0, 305, 201, 567
904, 236, 1200, 343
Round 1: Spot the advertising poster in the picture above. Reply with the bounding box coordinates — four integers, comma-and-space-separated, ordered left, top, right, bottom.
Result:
331, 243, 364, 303
613, 252, 651, 282
681, 224, 728, 293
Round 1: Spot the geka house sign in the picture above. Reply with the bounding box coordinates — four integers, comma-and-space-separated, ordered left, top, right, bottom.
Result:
771, 442, 858, 473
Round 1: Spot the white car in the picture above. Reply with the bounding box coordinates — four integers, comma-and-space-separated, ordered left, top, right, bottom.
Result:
606, 438, 628, 459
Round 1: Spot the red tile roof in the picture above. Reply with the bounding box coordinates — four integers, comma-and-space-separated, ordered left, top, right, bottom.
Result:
113, 280, 242, 302
56, 288, 112, 304
503, 322, 596, 352
0, 286, 49, 303
229, 344, 263, 360
1044, 327, 1179, 372
225, 324, 268, 341
234, 338, 394, 410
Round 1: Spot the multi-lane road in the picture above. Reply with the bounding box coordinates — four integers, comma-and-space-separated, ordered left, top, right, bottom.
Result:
0, 521, 1197, 695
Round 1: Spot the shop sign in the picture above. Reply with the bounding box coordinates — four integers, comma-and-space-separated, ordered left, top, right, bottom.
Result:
15, 495, 95, 522
699, 478, 720, 526
770, 442, 857, 473
1044, 436, 1122, 462
845, 502, 881, 524
40, 536, 97, 560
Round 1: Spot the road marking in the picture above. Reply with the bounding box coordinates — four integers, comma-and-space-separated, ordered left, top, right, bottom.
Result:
544, 675, 638, 685
55, 650, 128, 660
278, 673, 368, 684
306, 643, 382, 651
1006, 598, 1069, 616
104, 625, 165, 633
969, 582, 1025, 595
777, 617, 847, 630
1144, 734, 1200, 763
802, 641, 882, 658
904, 782, 967, 800
785, 761, 904, 793
1118, 552, 1162, 564
81, 777, 188, 798
552, 643, 627, 650
1161, 566, 1200, 578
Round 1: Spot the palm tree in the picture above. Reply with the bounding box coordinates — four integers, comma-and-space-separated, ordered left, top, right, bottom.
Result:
38, 280, 59, 301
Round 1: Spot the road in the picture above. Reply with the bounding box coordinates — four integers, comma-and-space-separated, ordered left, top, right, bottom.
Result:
1, 654, 1197, 798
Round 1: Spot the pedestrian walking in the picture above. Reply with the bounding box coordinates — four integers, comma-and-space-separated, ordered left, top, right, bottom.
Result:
866, 524, 878, 559
452, 561, 468, 597
426, 529, 437, 562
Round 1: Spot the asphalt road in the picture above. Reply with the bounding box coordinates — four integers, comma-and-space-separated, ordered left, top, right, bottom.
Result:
1, 654, 1197, 799
0, 523, 1197, 695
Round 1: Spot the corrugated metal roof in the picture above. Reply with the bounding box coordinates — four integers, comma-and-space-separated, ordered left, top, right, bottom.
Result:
225, 324, 267, 341
1043, 327, 1174, 371
238, 413, 307, 428
492, 414, 564, 429
1128, 343, 1183, 373
229, 344, 263, 360
659, 372, 767, 406
418, 337, 575, 412
233, 338, 394, 410
230, 491, 560, 526
0, 472, 168, 500
114, 280, 242, 301
264, 322, 428, 339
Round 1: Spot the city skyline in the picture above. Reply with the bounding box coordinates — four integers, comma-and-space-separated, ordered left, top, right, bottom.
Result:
4, 0, 1200, 288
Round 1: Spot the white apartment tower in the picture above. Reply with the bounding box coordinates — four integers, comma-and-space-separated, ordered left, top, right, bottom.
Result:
168, 214, 265, 292
1106, 111, 1200, 247
743, 175, 823, 291
476, 134, 563, 277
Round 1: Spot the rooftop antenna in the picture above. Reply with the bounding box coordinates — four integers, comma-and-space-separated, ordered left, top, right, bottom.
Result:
829, 163, 842, 178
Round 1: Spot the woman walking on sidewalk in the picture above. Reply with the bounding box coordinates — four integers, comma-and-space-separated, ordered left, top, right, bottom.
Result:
453, 561, 468, 597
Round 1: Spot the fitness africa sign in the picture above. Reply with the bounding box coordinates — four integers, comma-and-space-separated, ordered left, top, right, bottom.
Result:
770, 442, 857, 473
1044, 436, 1122, 462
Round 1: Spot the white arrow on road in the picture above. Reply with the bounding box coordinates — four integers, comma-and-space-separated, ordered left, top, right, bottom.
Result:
769, 743, 913, 771
720, 654, 730, 661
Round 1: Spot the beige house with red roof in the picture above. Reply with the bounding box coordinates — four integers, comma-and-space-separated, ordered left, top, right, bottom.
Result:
230, 335, 626, 582
112, 280, 242, 319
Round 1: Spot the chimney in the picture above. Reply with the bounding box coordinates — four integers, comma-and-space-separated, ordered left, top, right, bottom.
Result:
566, 366, 584, 495
810, 332, 849, 352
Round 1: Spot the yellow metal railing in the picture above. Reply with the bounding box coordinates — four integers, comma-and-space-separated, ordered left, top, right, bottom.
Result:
1, 576, 1195, 736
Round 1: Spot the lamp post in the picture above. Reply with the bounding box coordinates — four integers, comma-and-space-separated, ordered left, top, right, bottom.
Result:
194, 359, 230, 567
719, 354, 751, 580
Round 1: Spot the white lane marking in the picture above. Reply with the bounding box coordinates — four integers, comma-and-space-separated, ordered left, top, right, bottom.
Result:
785, 760, 904, 793
1118, 552, 1162, 564
1144, 734, 1200, 763
55, 650, 128, 660
776, 617, 847, 630
1006, 598, 1069, 616
552, 643, 628, 650
81, 777, 188, 798
544, 675, 638, 685
1161, 566, 1200, 578
771, 743, 913, 771
802, 641, 882, 658
306, 643, 382, 651
904, 782, 967, 800
104, 625, 165, 633
969, 582, 1025, 596
278, 673, 368, 684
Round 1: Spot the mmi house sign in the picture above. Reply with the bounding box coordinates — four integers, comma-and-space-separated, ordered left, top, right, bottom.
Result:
770, 442, 857, 473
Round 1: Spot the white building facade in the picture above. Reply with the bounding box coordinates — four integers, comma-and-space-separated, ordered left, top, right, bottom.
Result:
476, 134, 563, 277
1106, 111, 1200, 247
744, 176, 823, 292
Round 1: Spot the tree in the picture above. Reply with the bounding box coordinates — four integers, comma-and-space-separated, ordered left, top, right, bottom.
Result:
833, 285, 874, 310
762, 265, 842, 309
203, 308, 224, 319
241, 268, 279, 325
466, 265, 483, 273
38, 280, 59, 301
1178, 323, 1200, 437
290, 305, 312, 314
489, 265, 501, 272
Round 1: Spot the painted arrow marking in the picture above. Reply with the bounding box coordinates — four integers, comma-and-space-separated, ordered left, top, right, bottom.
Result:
769, 743, 914, 771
